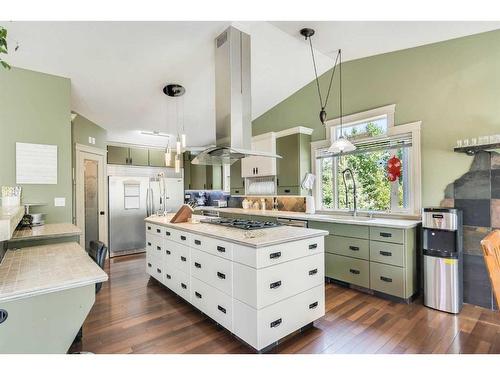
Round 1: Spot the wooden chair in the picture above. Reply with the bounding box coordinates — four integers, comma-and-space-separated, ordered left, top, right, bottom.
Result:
481, 230, 500, 308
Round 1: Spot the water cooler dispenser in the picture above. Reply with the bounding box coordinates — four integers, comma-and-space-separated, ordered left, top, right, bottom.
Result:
422, 208, 463, 314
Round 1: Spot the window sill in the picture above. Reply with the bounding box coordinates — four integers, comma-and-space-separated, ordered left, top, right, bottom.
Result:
315, 209, 421, 221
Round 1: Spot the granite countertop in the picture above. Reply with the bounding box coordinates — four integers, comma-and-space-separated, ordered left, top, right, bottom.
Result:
145, 214, 328, 248
194, 207, 421, 229
9, 223, 82, 242
0, 242, 108, 303
0, 206, 25, 242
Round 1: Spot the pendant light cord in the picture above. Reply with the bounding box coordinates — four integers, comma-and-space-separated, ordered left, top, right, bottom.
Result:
307, 37, 340, 112
339, 49, 343, 132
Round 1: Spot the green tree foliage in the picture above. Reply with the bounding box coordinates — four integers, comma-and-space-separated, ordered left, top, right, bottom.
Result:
0, 26, 11, 70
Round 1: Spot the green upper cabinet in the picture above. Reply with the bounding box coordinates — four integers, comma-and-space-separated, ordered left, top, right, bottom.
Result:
107, 145, 130, 165
148, 149, 165, 167
183, 152, 192, 190
183, 152, 223, 190
207, 165, 223, 190
230, 159, 244, 194
129, 147, 149, 166
276, 131, 311, 195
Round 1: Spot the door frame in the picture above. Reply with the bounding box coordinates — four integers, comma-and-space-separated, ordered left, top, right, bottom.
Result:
75, 143, 108, 249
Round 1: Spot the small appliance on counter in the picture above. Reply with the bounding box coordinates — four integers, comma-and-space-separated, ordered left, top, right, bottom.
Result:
20, 203, 46, 227
212, 199, 228, 208
301, 173, 316, 214
422, 207, 463, 314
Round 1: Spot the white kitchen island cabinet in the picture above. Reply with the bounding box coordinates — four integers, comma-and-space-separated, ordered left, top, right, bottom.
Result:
145, 214, 328, 352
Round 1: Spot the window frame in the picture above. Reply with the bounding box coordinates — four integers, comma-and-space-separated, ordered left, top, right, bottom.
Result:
311, 105, 421, 217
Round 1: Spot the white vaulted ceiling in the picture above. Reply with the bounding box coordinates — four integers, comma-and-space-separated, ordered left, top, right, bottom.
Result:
2, 21, 499, 147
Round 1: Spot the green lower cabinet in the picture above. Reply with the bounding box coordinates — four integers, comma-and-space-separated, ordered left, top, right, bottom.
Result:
369, 226, 404, 244
369, 241, 404, 267
325, 253, 370, 288
251, 215, 277, 223
369, 262, 405, 298
325, 235, 369, 260
308, 221, 369, 239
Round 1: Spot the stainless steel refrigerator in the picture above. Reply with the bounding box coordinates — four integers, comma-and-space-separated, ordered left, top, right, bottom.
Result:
109, 174, 184, 256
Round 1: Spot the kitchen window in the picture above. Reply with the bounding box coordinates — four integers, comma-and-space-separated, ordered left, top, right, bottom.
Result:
312, 105, 421, 216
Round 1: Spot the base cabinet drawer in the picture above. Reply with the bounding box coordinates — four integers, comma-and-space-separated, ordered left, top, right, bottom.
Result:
174, 270, 191, 301
325, 235, 369, 260
163, 265, 176, 291
370, 241, 404, 267
369, 262, 405, 298
191, 248, 233, 296
191, 277, 233, 330
325, 253, 370, 288
233, 253, 324, 309
233, 285, 324, 351
191, 235, 233, 261
370, 226, 404, 244
170, 241, 191, 274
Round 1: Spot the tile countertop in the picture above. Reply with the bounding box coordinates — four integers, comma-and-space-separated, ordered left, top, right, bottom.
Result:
0, 206, 25, 242
9, 223, 82, 242
194, 207, 421, 229
0, 242, 108, 303
145, 214, 328, 248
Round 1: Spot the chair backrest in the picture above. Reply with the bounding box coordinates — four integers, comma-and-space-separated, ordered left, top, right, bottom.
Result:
88, 240, 108, 294
481, 230, 500, 308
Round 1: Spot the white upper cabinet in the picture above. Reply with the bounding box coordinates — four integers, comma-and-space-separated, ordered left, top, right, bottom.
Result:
241, 133, 277, 177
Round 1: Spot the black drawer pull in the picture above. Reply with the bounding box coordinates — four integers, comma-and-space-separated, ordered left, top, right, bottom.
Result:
194, 262, 202, 269
309, 243, 318, 250
270, 280, 282, 289
181, 256, 187, 262
0, 310, 8, 325
166, 274, 171, 280
270, 318, 282, 328
284, 189, 291, 193
156, 246, 161, 251
147, 262, 152, 267
181, 283, 187, 289
379, 251, 392, 257
217, 271, 226, 279
156, 228, 161, 233
349, 268, 360, 275
156, 268, 161, 273
309, 301, 318, 309
147, 242, 152, 246
308, 268, 318, 276
195, 291, 202, 299
380, 232, 392, 238
217, 246, 226, 253
217, 305, 227, 314
349, 246, 360, 251
147, 226, 151, 230
194, 239, 202, 245
269, 251, 281, 259
165, 231, 171, 236
380, 276, 393, 283
166, 250, 171, 255
180, 235, 187, 241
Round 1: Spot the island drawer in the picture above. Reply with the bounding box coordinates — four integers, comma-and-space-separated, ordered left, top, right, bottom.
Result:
233, 284, 324, 350
165, 227, 192, 245
169, 241, 191, 274
308, 222, 369, 239
191, 276, 233, 330
233, 252, 324, 309
325, 253, 370, 288
325, 235, 369, 260
370, 241, 404, 267
233, 236, 324, 269
145, 223, 164, 236
190, 234, 234, 261
163, 265, 176, 291
191, 247, 233, 296
369, 226, 404, 244
173, 269, 191, 302
369, 262, 405, 298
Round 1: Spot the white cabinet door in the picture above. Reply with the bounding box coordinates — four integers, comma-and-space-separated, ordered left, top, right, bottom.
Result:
241, 133, 277, 177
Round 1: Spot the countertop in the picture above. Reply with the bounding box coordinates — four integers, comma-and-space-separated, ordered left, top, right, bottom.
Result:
9, 223, 82, 243
0, 242, 108, 303
0, 206, 25, 242
194, 207, 421, 229
145, 214, 328, 248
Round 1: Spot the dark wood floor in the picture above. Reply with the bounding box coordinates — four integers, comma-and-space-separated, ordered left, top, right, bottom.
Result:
70, 253, 500, 354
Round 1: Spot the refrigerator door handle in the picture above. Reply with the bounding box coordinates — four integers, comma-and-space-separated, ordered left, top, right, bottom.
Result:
146, 187, 150, 217
150, 188, 155, 215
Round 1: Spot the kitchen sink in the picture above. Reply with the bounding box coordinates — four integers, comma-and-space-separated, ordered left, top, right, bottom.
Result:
312, 214, 375, 222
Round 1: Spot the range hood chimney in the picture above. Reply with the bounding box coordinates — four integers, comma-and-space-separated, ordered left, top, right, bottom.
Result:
192, 26, 281, 166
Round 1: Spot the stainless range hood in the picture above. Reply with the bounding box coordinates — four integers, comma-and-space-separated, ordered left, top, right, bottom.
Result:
192, 26, 281, 166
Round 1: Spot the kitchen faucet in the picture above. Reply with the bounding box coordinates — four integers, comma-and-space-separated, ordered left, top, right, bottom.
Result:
342, 168, 357, 218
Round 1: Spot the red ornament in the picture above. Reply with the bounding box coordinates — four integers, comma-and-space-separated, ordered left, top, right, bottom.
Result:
387, 156, 402, 181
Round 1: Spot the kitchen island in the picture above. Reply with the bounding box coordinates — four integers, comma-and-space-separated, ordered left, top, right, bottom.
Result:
145, 214, 328, 352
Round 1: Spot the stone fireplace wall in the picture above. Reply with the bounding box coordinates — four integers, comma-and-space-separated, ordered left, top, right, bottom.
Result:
441, 151, 500, 309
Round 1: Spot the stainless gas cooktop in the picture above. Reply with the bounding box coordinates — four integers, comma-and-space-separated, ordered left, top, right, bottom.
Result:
200, 217, 282, 230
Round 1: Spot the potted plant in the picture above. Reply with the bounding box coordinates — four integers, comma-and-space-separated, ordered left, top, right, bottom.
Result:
0, 26, 11, 69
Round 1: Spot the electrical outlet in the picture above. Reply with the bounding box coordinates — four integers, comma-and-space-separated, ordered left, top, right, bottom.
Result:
54, 197, 66, 207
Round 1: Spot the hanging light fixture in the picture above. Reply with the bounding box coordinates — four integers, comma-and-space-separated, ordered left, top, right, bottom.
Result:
164, 138, 172, 165
174, 154, 181, 173
163, 83, 187, 166
300, 28, 356, 154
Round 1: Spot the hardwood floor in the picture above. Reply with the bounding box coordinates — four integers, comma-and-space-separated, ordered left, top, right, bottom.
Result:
70, 253, 500, 354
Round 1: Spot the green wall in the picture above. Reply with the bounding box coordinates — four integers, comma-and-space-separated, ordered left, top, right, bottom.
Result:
72, 112, 107, 149
252, 29, 500, 207
0, 67, 72, 223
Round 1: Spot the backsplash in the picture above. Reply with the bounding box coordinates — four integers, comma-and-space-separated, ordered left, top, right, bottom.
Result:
228, 196, 306, 212
185, 190, 230, 207
440, 151, 499, 309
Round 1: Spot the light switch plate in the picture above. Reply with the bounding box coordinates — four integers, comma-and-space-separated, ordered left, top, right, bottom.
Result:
54, 197, 66, 207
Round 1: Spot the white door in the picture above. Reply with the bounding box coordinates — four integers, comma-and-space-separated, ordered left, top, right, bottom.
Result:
75, 144, 108, 250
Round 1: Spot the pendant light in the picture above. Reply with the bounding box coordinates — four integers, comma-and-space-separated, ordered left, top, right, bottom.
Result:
300, 28, 356, 154
164, 138, 172, 165
163, 83, 187, 166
